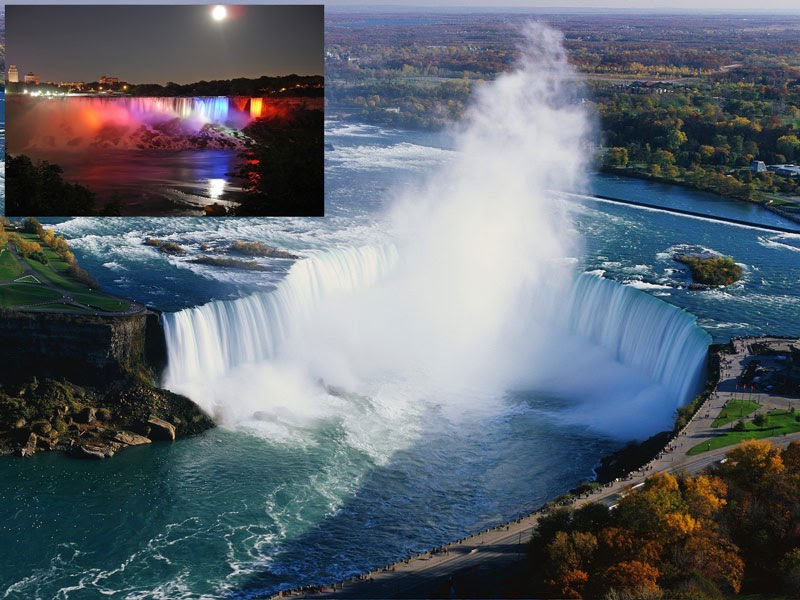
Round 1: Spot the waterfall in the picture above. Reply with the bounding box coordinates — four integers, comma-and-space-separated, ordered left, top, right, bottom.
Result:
61, 96, 253, 127
8, 95, 279, 150
162, 247, 710, 418
566, 273, 710, 407
160, 25, 709, 437
162, 244, 399, 388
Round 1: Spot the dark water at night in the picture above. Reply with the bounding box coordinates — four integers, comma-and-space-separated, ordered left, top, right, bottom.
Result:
33, 149, 246, 216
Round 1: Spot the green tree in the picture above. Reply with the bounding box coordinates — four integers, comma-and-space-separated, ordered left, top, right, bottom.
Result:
776, 135, 800, 162
603, 147, 629, 168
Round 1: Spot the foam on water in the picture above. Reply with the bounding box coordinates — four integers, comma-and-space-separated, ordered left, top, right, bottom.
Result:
326, 142, 453, 172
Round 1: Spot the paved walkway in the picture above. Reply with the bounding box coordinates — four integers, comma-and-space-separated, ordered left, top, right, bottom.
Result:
275, 337, 799, 599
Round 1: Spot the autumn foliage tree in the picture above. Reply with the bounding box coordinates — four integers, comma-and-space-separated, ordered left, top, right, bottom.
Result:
526, 440, 800, 598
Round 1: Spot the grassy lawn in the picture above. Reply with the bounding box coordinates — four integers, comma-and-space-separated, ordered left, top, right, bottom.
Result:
23, 254, 128, 310
47, 303, 95, 313
71, 293, 130, 312
24, 255, 91, 294
712, 399, 761, 428
688, 410, 800, 456
0, 284, 63, 308
5, 230, 133, 314
0, 246, 24, 281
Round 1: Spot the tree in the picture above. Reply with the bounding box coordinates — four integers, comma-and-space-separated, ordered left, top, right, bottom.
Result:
600, 560, 660, 596
597, 527, 662, 566
604, 147, 629, 168
680, 531, 745, 594
234, 109, 324, 216
617, 472, 686, 538
779, 549, 800, 594
776, 135, 800, 162
753, 413, 769, 427
652, 149, 676, 169
544, 530, 598, 577
665, 126, 688, 152
6, 154, 97, 216
683, 475, 727, 522
724, 439, 784, 483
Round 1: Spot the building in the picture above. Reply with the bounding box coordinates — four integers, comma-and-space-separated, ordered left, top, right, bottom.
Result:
749, 160, 767, 173
24, 72, 40, 85
59, 81, 86, 90
7, 65, 19, 83
767, 164, 800, 177
99, 75, 119, 85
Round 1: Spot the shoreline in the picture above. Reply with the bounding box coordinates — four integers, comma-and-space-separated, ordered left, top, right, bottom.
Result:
275, 335, 800, 599
327, 113, 800, 226
569, 192, 800, 235
600, 166, 800, 226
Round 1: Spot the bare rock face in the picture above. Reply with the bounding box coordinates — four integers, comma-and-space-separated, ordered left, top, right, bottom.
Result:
19, 432, 38, 457
0, 311, 165, 386
72, 443, 117, 460
113, 431, 152, 446
146, 417, 176, 442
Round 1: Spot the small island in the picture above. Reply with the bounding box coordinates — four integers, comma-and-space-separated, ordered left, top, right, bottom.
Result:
675, 252, 743, 287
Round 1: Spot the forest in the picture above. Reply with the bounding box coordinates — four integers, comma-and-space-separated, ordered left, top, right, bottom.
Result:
325, 12, 800, 205
525, 440, 800, 599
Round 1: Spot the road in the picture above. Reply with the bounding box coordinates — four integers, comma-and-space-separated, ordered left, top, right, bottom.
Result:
275, 337, 800, 600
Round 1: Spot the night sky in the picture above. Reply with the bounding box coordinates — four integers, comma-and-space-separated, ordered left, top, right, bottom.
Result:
6, 4, 323, 84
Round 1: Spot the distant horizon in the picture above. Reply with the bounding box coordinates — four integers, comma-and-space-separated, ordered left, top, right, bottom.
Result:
325, 4, 800, 14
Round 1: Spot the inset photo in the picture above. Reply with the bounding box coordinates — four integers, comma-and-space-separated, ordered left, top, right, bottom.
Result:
5, 4, 323, 217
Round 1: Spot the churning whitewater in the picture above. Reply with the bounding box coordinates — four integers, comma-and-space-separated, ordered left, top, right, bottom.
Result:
162, 23, 710, 442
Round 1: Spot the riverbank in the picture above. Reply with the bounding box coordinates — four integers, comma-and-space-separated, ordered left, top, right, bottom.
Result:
278, 336, 800, 599
572, 192, 800, 235
601, 166, 800, 226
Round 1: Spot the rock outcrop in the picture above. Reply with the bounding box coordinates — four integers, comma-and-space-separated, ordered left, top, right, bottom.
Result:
0, 378, 214, 459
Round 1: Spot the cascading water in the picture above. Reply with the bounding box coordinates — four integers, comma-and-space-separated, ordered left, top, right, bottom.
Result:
163, 244, 399, 390
6, 95, 281, 151
566, 272, 710, 407
163, 246, 710, 438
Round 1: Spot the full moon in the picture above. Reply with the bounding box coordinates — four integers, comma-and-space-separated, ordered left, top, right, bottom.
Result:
211, 5, 227, 21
